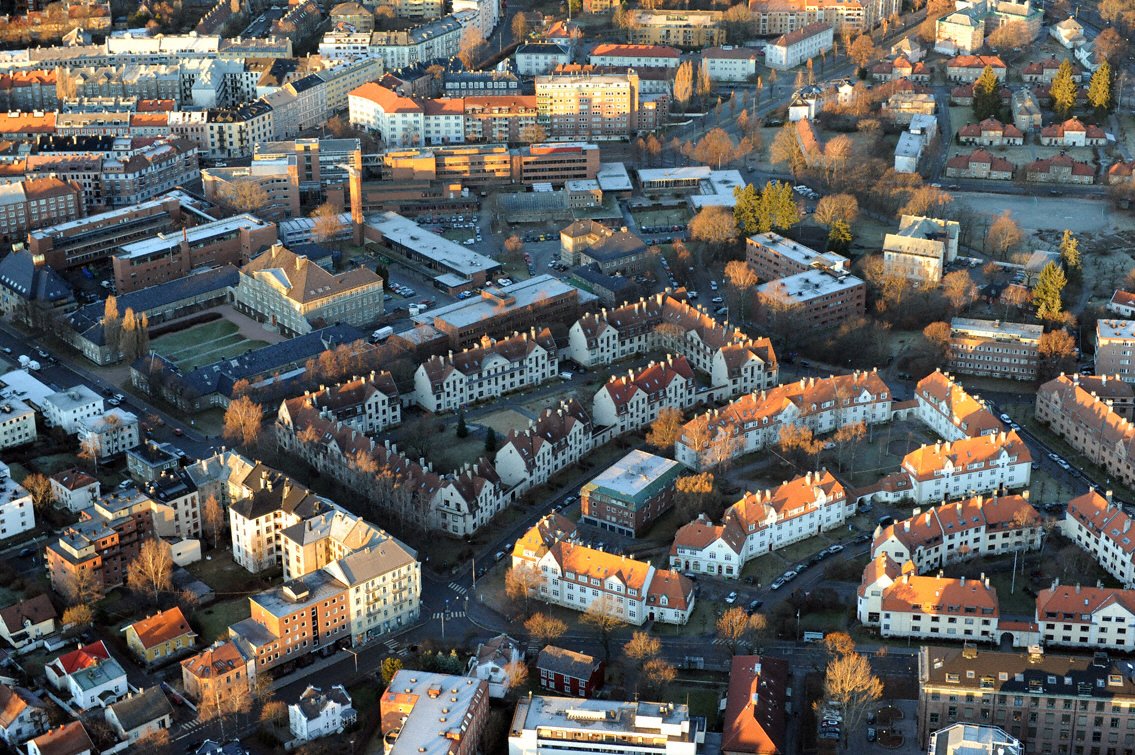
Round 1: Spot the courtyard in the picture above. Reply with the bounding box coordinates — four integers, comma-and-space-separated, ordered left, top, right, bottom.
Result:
150, 314, 273, 371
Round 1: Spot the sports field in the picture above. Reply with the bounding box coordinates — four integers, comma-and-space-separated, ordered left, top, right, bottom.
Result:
151, 320, 268, 371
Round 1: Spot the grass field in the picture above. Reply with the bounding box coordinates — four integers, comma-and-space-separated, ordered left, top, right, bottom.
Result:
152, 319, 268, 371
632, 207, 691, 229
195, 597, 251, 643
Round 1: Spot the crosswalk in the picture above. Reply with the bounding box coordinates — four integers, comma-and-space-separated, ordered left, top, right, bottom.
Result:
177, 719, 207, 736
449, 582, 468, 595
432, 610, 467, 620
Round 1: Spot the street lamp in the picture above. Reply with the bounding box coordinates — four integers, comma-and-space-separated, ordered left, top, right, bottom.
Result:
345, 647, 359, 674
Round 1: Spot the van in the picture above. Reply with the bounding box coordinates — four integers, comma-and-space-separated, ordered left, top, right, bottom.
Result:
803, 631, 826, 642
559, 371, 574, 380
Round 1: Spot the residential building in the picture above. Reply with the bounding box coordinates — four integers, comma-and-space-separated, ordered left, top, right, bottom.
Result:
1096, 319, 1135, 382
126, 442, 180, 484
49, 468, 100, 512
41, 385, 103, 434
957, 117, 1024, 146
589, 44, 681, 69
0, 595, 56, 651
112, 213, 277, 293
76, 409, 141, 462
721, 656, 789, 755
233, 243, 383, 337
1051, 16, 1085, 47
702, 47, 760, 82
754, 264, 866, 332
227, 464, 335, 573
945, 55, 1007, 82
0, 249, 74, 330
871, 56, 930, 82
882, 90, 937, 124
413, 329, 558, 414
675, 371, 892, 470
180, 640, 255, 703
0, 685, 48, 747
0, 177, 83, 244
625, 10, 724, 47
205, 101, 275, 159
1110, 290, 1135, 318
916, 644, 1135, 752
125, 607, 197, 665
591, 356, 698, 436
1040, 117, 1107, 147
914, 370, 1002, 441
900, 430, 1031, 504
0, 399, 36, 450
1011, 87, 1043, 133
278, 371, 400, 435
44, 641, 128, 709
871, 495, 1042, 573
864, 570, 1000, 641
1024, 154, 1095, 184
882, 215, 960, 285
104, 687, 173, 744
512, 513, 696, 625
926, 724, 1021, 755
765, 23, 833, 71
322, 541, 422, 646
670, 471, 851, 578
380, 671, 488, 755
289, 685, 355, 742
495, 399, 593, 493
1035, 583, 1135, 651
945, 149, 1015, 180
947, 318, 1042, 381
936, 9, 984, 54
509, 696, 703, 755
894, 130, 926, 173
534, 71, 641, 141
26, 723, 95, 755
1061, 491, 1135, 588
580, 450, 682, 537
467, 634, 523, 699
0, 464, 34, 541
536, 646, 604, 697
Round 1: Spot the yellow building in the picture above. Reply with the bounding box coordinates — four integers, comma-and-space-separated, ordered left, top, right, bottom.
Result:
124, 607, 197, 665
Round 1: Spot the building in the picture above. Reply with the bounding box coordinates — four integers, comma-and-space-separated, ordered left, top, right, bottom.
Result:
926, 724, 1021, 755
0, 464, 34, 542
1096, 320, 1135, 382
861, 568, 1001, 641
900, 430, 1031, 504
1024, 154, 1095, 184
104, 687, 174, 745
49, 468, 100, 512
536, 646, 604, 697
234, 244, 384, 337
915, 370, 1002, 441
0, 177, 83, 244
947, 318, 1042, 381
721, 655, 789, 755
0, 684, 48, 747
365, 211, 501, 290
180, 640, 255, 704
765, 23, 833, 71
41, 385, 103, 434
624, 9, 724, 47
380, 671, 488, 755
534, 71, 641, 141
894, 130, 926, 173
671, 471, 851, 578
957, 117, 1024, 147
26, 723, 95, 755
1040, 117, 1107, 147
1110, 290, 1135, 318
112, 213, 276, 293
0, 399, 36, 451
1060, 491, 1135, 588
580, 450, 682, 537
289, 685, 355, 742
559, 220, 649, 273
0, 249, 74, 329
916, 644, 1135, 751
754, 264, 866, 333
1035, 583, 1135, 651
509, 696, 703, 755
882, 215, 960, 285
126, 442, 181, 484
124, 607, 196, 665
76, 409, 141, 462
945, 149, 1015, 181
467, 634, 523, 699
936, 10, 984, 54
0, 595, 56, 652
945, 55, 1007, 82
45, 641, 128, 709
278, 371, 400, 436
592, 356, 698, 436
589, 44, 681, 69
515, 43, 571, 76
495, 400, 593, 493
871, 495, 1043, 573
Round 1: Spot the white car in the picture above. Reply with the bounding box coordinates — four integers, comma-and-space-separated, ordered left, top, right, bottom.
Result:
725, 591, 738, 604
771, 578, 786, 590
828, 544, 844, 553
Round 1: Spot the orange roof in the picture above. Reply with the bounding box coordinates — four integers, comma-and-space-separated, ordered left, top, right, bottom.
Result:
1113, 290, 1135, 307
0, 113, 55, 134
555, 540, 652, 592
880, 573, 999, 616
1066, 490, 1135, 556
591, 43, 680, 58
348, 82, 422, 113
0, 685, 41, 728
948, 55, 1006, 69
645, 569, 694, 612
49, 641, 109, 676
28, 722, 94, 755
722, 656, 789, 754
137, 99, 177, 112
858, 553, 912, 597
130, 112, 170, 127
1036, 584, 1135, 623
947, 149, 1016, 173
128, 607, 196, 650
1026, 153, 1095, 177
181, 640, 247, 680
902, 431, 1030, 481
423, 97, 465, 115
916, 370, 1002, 437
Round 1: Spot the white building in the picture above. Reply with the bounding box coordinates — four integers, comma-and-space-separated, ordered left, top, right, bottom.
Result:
289, 685, 356, 742
44, 641, 128, 710
893, 130, 924, 173
1036, 584, 1135, 651
702, 47, 760, 82
467, 634, 524, 698
278, 371, 400, 436
348, 82, 467, 147
858, 559, 1000, 642
515, 43, 571, 76
104, 687, 174, 745
882, 215, 961, 285
41, 385, 104, 434
452, 0, 501, 37
927, 724, 1021, 755
765, 22, 833, 71
0, 399, 35, 450
414, 329, 558, 414
913, 370, 1002, 442
670, 471, 850, 578
495, 399, 593, 493
76, 409, 141, 461
1061, 491, 1135, 588
0, 684, 47, 747
509, 696, 703, 755
0, 463, 35, 541
900, 431, 1031, 505
592, 355, 698, 435
322, 541, 422, 645
0, 594, 55, 651
588, 43, 681, 69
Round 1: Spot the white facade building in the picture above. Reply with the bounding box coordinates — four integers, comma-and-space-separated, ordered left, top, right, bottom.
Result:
289, 685, 356, 742
0, 463, 34, 541
592, 355, 697, 435
76, 409, 141, 461
1036, 584, 1135, 651
900, 431, 1031, 505
702, 47, 760, 82
509, 696, 702, 755
765, 22, 834, 70
1061, 491, 1135, 588
41, 385, 104, 434
0, 399, 35, 449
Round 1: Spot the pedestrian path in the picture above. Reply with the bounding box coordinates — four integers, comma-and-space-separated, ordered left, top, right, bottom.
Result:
449, 582, 468, 595
432, 610, 467, 620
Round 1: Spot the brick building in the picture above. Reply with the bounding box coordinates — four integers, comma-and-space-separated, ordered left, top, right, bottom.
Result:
580, 449, 682, 537
947, 318, 1042, 380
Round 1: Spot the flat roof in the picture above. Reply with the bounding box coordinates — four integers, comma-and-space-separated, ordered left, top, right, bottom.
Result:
412, 274, 592, 329
512, 695, 693, 739
749, 232, 847, 270
44, 384, 103, 412
636, 166, 712, 183
596, 162, 632, 192
895, 131, 924, 158
117, 214, 271, 260
1097, 319, 1135, 341
583, 449, 681, 507
250, 570, 346, 619
385, 671, 485, 755
0, 369, 54, 407
952, 317, 1044, 342
367, 212, 498, 277
757, 268, 863, 303
29, 196, 174, 240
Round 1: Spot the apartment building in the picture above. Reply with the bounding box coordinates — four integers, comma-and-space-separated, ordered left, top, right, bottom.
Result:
534, 71, 640, 141
321, 16, 463, 69
515, 43, 571, 76
594, 353, 695, 430
381, 671, 488, 755
202, 161, 299, 222
754, 263, 866, 332
510, 696, 702, 755
0, 177, 82, 243
588, 44, 681, 69
512, 514, 696, 625
234, 244, 384, 336
1061, 491, 1135, 588
702, 47, 760, 82
900, 431, 1032, 504
205, 101, 275, 159
881, 214, 960, 284
948, 318, 1042, 381
860, 568, 1000, 642
495, 399, 593, 493
872, 495, 1042, 573
1035, 583, 1135, 651
413, 329, 558, 414
322, 541, 421, 646
112, 213, 276, 293
671, 470, 851, 578
1096, 320, 1135, 382
278, 371, 401, 436
674, 370, 892, 470
945, 149, 1016, 180
28, 195, 184, 270
581, 450, 682, 537
0, 464, 34, 542
915, 370, 1002, 441
49, 468, 100, 512
1024, 154, 1096, 185
1035, 372, 1135, 480
42, 385, 103, 434
0, 399, 36, 450
745, 232, 848, 282
559, 220, 649, 274
76, 409, 141, 462
916, 644, 1135, 752
626, 10, 725, 48
765, 22, 834, 70
180, 640, 254, 704
462, 95, 539, 143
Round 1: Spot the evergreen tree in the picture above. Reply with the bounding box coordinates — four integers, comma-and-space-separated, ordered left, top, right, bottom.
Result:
1033, 262, 1067, 322
1058, 229, 1081, 271
484, 427, 498, 453
456, 410, 468, 438
673, 61, 693, 108
972, 66, 1002, 121
827, 219, 853, 253
1088, 59, 1113, 112
732, 183, 761, 235
1049, 59, 1078, 119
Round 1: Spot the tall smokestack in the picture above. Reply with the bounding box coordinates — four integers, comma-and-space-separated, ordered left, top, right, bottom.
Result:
348, 165, 363, 245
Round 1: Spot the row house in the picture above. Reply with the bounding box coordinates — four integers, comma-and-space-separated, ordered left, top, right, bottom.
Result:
1021, 57, 1079, 84
277, 371, 401, 436
494, 399, 594, 493
1039, 117, 1107, 147
1060, 491, 1135, 588
957, 118, 1024, 147
1036, 583, 1135, 651
512, 513, 695, 625
669, 470, 851, 578
588, 43, 681, 69
1024, 154, 1095, 184
870, 56, 930, 82
861, 568, 1000, 642
674, 370, 892, 470
871, 494, 1043, 573
945, 55, 1007, 83
914, 370, 1002, 441
591, 355, 697, 435
900, 431, 1032, 505
413, 329, 558, 414
1035, 374, 1135, 486
945, 149, 1015, 180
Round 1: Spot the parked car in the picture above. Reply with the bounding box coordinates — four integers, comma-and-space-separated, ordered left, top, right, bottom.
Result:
828, 544, 844, 553
747, 599, 763, 612
770, 577, 786, 590
725, 591, 738, 604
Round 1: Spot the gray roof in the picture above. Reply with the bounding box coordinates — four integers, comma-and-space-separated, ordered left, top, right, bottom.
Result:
536, 646, 599, 680
323, 540, 417, 585
295, 684, 352, 721
108, 687, 173, 732
0, 250, 72, 304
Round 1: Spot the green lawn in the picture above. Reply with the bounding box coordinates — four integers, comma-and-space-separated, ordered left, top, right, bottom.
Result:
151, 320, 268, 371
194, 597, 251, 643
186, 553, 257, 596
661, 684, 720, 722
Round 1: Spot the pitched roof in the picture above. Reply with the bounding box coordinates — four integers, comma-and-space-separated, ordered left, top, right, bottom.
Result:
107, 687, 173, 732
880, 573, 999, 616
536, 645, 600, 679
946, 149, 1016, 173
590, 43, 680, 58
181, 640, 250, 680
1025, 153, 1095, 177
1041, 117, 1106, 139
127, 607, 196, 650
0, 594, 56, 632
722, 655, 789, 754
875, 494, 1038, 557
348, 81, 423, 113
28, 722, 94, 755
0, 684, 44, 729
50, 467, 98, 491
901, 431, 1030, 481
916, 370, 1003, 437
948, 54, 1006, 69
772, 21, 831, 48
48, 640, 110, 676
241, 244, 382, 305
645, 568, 694, 612
1036, 584, 1135, 623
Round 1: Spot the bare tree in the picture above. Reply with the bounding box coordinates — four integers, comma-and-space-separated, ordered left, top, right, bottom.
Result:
724, 260, 758, 320
581, 595, 628, 662
310, 203, 345, 246
814, 193, 860, 228
716, 606, 755, 655
457, 26, 487, 69
222, 396, 263, 448
674, 471, 716, 522
62, 604, 93, 630
640, 657, 677, 695
825, 652, 884, 748
985, 211, 1022, 260
942, 270, 978, 314
21, 472, 54, 516
218, 179, 268, 214
505, 562, 545, 618
524, 612, 567, 649
504, 660, 528, 692
202, 494, 225, 549
126, 538, 173, 605
645, 407, 685, 450
624, 630, 662, 662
